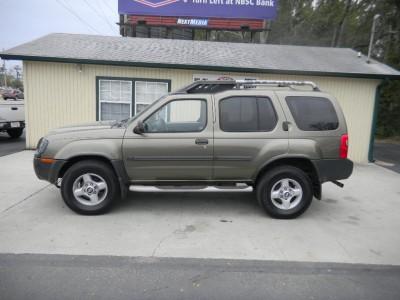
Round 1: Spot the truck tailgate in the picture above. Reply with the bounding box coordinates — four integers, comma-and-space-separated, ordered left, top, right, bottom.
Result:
0, 100, 25, 122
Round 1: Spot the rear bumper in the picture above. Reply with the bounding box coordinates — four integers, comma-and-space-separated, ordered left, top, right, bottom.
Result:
312, 159, 353, 183
0, 121, 25, 130
33, 156, 66, 184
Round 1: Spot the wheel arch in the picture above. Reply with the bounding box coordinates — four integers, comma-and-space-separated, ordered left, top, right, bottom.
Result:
57, 155, 129, 198
254, 156, 321, 200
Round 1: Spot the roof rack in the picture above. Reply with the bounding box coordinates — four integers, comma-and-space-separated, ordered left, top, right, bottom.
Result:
235, 80, 320, 91
176, 80, 320, 94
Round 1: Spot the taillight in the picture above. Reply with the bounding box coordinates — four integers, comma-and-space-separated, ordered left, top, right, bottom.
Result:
339, 134, 348, 159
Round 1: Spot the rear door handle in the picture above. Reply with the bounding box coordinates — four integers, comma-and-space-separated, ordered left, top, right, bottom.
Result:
11, 107, 18, 110
282, 121, 291, 131
195, 138, 208, 145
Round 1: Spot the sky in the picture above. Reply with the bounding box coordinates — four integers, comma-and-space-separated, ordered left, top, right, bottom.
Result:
0, 0, 120, 72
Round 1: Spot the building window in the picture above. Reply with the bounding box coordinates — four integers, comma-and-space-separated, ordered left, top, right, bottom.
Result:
135, 81, 169, 114
99, 79, 132, 121
219, 96, 277, 132
97, 77, 170, 121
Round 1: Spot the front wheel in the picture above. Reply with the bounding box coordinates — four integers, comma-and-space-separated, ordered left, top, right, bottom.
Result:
7, 128, 23, 138
256, 166, 313, 219
61, 160, 120, 215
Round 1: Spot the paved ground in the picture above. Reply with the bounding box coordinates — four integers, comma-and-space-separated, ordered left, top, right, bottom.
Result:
1, 254, 399, 300
1, 151, 400, 265
374, 141, 400, 174
0, 130, 25, 157
1, 151, 400, 299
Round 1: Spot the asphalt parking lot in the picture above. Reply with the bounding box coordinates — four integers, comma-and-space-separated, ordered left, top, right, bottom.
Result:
374, 141, 400, 173
0, 130, 25, 157
1, 151, 400, 299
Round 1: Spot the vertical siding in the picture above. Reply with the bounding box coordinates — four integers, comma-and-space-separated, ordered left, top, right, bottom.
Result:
24, 61, 380, 163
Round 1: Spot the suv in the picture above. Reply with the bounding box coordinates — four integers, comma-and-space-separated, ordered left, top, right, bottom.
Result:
34, 80, 353, 218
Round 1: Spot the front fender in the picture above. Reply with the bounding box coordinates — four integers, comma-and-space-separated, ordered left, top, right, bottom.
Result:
54, 139, 123, 161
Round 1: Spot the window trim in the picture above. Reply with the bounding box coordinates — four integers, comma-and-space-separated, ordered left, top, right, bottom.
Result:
218, 96, 278, 133
143, 98, 208, 134
96, 76, 171, 121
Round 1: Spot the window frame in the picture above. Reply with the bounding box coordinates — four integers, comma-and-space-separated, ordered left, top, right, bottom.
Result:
98, 79, 132, 122
218, 96, 278, 133
143, 98, 208, 134
96, 76, 171, 121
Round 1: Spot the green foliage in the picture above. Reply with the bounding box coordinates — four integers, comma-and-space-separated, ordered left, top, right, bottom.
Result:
268, 0, 400, 137
1, 74, 23, 90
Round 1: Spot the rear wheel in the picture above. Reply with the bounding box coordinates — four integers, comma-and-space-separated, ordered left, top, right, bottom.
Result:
7, 128, 23, 138
256, 166, 313, 219
61, 160, 120, 215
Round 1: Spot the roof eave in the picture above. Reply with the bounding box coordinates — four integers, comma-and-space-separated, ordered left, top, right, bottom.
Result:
1, 54, 399, 80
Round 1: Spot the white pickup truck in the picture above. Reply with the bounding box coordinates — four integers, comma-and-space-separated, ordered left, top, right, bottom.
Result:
0, 97, 25, 138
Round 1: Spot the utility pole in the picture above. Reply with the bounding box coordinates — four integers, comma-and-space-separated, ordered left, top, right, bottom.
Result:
367, 14, 381, 64
1, 59, 7, 88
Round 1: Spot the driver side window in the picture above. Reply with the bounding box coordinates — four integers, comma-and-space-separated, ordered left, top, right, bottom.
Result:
144, 99, 207, 133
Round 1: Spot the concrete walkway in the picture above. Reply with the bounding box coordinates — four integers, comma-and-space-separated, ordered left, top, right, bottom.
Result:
1, 151, 400, 265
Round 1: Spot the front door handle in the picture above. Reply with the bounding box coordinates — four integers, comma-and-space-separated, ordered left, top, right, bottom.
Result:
195, 138, 208, 145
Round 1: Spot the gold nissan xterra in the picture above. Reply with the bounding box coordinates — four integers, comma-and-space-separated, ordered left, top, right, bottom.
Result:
34, 80, 353, 218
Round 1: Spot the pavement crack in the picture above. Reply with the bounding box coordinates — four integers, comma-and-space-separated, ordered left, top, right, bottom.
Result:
151, 233, 172, 257
0, 184, 51, 215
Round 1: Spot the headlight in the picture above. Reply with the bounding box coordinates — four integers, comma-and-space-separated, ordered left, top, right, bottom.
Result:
36, 138, 49, 156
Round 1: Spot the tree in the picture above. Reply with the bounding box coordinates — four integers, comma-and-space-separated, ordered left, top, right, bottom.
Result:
268, 0, 400, 137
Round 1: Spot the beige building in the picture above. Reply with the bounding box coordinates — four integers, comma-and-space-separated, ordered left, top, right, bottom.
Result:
1, 33, 400, 163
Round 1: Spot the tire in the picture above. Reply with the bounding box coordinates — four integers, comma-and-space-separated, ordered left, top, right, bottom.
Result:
61, 160, 120, 215
7, 128, 23, 138
256, 166, 313, 219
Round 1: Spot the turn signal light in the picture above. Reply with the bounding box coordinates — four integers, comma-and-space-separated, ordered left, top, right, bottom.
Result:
40, 157, 55, 164
339, 134, 348, 159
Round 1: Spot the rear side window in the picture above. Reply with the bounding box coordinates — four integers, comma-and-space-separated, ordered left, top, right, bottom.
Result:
286, 96, 339, 131
219, 96, 277, 132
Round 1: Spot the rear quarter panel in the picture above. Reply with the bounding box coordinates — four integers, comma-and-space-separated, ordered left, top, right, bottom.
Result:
275, 91, 347, 159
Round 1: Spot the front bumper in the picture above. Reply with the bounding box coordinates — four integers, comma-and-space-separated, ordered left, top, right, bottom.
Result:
312, 159, 354, 183
33, 156, 66, 184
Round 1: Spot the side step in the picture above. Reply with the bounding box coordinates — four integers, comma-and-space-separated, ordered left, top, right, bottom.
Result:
129, 184, 253, 193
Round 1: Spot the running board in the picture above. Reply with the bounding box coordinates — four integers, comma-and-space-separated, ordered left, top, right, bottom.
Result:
129, 184, 253, 193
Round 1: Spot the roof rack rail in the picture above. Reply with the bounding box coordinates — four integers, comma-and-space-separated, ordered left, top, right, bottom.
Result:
235, 80, 320, 91
175, 80, 320, 94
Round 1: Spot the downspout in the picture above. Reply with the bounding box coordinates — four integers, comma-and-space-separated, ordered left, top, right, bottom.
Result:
368, 80, 386, 162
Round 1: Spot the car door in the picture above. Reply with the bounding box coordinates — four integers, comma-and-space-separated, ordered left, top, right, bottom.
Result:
213, 90, 288, 181
123, 95, 213, 182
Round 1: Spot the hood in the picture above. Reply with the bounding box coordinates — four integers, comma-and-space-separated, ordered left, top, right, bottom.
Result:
49, 121, 117, 135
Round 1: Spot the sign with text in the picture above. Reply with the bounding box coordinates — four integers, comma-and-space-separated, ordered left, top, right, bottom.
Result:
118, 0, 277, 20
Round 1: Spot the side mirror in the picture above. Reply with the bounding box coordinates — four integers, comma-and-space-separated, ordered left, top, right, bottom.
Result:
133, 121, 145, 135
